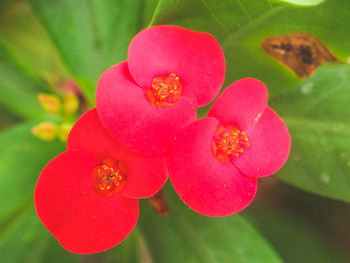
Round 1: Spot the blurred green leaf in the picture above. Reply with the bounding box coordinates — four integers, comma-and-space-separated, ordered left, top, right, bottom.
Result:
0, 0, 14, 11
0, 36, 50, 119
0, 105, 21, 130
142, 0, 160, 28
139, 185, 282, 263
0, 1, 68, 87
0, 208, 79, 263
101, 231, 142, 263
272, 0, 326, 7
244, 206, 347, 263
270, 63, 350, 202
150, 0, 349, 97
0, 122, 64, 221
28, 0, 147, 104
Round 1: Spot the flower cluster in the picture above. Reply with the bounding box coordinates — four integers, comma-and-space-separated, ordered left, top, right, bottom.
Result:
34, 25, 290, 254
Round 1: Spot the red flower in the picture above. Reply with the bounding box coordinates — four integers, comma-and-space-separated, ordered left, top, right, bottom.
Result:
34, 109, 168, 254
96, 25, 225, 155
168, 78, 291, 217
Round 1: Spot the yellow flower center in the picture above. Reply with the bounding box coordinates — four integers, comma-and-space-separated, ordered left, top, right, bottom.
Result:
92, 158, 127, 195
146, 73, 183, 108
211, 124, 249, 163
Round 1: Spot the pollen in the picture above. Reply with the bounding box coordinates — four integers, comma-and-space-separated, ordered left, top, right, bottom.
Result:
92, 158, 127, 196
146, 73, 183, 108
211, 124, 249, 163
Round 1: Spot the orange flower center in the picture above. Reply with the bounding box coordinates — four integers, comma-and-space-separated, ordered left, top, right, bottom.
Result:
211, 124, 249, 163
92, 158, 127, 195
146, 73, 183, 108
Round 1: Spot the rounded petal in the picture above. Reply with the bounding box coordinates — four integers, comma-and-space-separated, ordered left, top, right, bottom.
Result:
68, 109, 168, 199
96, 61, 197, 155
168, 118, 257, 217
234, 107, 291, 177
34, 150, 139, 254
122, 154, 168, 199
67, 109, 121, 158
128, 25, 226, 107
208, 78, 268, 130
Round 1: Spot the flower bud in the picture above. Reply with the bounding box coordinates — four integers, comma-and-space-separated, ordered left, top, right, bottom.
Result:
38, 93, 61, 114
58, 123, 73, 142
31, 122, 57, 141
63, 92, 79, 114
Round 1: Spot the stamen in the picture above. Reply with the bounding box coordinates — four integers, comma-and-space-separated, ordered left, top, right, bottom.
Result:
92, 158, 127, 195
211, 124, 249, 163
146, 73, 183, 108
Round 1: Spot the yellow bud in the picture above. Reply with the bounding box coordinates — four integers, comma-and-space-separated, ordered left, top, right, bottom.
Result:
38, 93, 61, 114
31, 122, 57, 141
58, 123, 73, 142
63, 92, 79, 114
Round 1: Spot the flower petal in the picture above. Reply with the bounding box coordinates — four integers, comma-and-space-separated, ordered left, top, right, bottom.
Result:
67, 109, 120, 158
208, 78, 268, 130
234, 107, 291, 177
128, 25, 225, 107
122, 154, 169, 199
34, 150, 139, 254
168, 118, 257, 217
67, 109, 168, 198
96, 61, 196, 155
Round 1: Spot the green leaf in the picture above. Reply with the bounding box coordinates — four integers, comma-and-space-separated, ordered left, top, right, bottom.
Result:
0, 35, 49, 119
0, 207, 80, 263
270, 63, 350, 202
28, 0, 146, 104
100, 231, 141, 263
141, 0, 160, 28
150, 0, 350, 97
0, 105, 21, 130
139, 184, 282, 263
0, 1, 68, 86
272, 0, 326, 7
244, 206, 347, 263
0, 0, 13, 11
0, 122, 64, 220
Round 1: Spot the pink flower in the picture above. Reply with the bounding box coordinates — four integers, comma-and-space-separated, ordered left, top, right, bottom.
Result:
168, 78, 291, 217
96, 25, 225, 155
34, 109, 168, 254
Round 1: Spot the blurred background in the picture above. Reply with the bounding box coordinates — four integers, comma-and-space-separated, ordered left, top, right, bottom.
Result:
0, 0, 349, 262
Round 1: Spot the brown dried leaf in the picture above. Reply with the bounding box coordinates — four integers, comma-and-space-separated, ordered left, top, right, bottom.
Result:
262, 33, 337, 78
148, 190, 169, 217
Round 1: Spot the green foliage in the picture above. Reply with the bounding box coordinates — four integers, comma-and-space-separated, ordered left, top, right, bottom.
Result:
245, 205, 347, 263
28, 0, 146, 104
272, 0, 326, 6
102, 231, 141, 263
0, 122, 64, 221
0, 104, 20, 129
271, 63, 350, 202
0, 36, 49, 119
139, 185, 283, 263
0, 1, 68, 85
